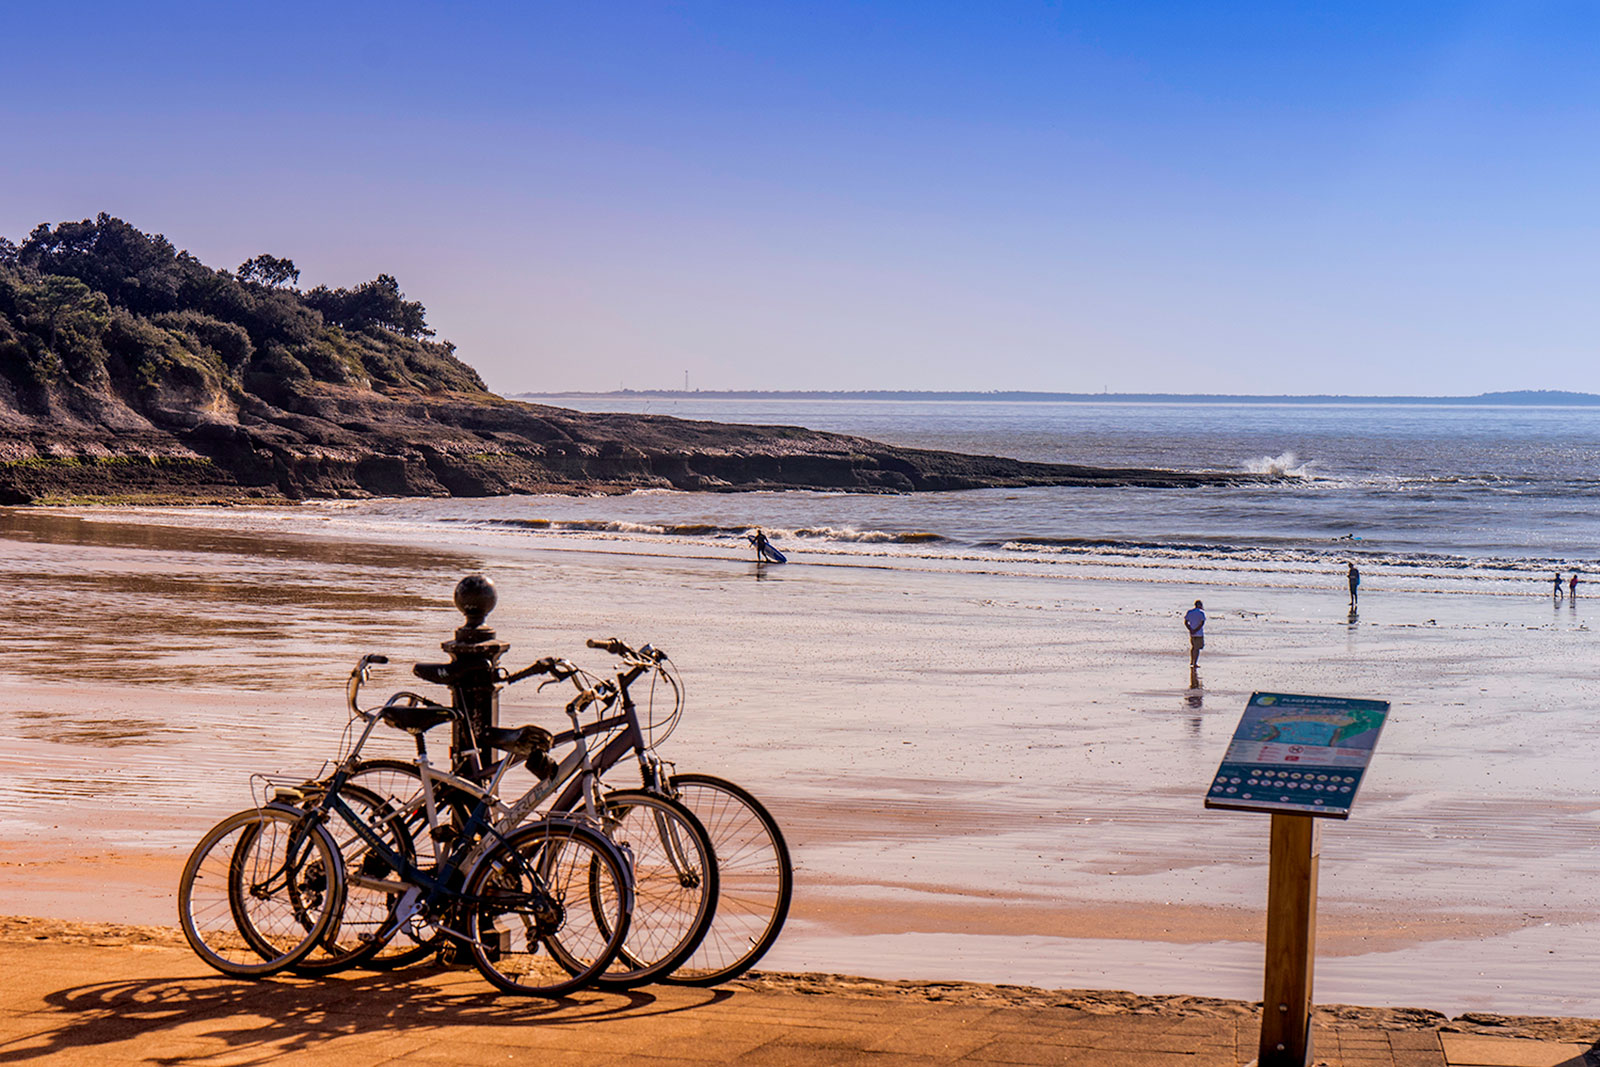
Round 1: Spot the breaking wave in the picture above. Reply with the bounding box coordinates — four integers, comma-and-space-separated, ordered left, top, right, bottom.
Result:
1243, 451, 1315, 478
791, 527, 946, 544
446, 517, 945, 545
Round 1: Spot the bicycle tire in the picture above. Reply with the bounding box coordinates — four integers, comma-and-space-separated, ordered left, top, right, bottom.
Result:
464, 819, 632, 996
178, 805, 345, 978
589, 789, 718, 988
660, 773, 792, 985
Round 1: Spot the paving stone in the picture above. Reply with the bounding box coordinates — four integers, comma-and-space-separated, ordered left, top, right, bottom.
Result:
1439, 1033, 1595, 1067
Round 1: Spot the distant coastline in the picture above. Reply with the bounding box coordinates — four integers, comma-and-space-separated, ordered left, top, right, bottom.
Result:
514, 388, 1600, 406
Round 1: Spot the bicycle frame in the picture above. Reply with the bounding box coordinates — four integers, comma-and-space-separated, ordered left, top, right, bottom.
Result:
302, 691, 546, 946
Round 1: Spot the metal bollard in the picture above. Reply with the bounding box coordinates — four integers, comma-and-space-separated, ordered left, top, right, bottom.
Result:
436, 574, 510, 774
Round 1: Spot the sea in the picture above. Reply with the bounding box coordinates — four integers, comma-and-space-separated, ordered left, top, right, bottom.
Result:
319, 397, 1600, 590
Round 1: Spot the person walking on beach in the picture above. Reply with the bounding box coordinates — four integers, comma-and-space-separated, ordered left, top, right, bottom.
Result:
1184, 600, 1206, 667
1570, 572, 1579, 598
1346, 562, 1360, 605
1553, 572, 1564, 599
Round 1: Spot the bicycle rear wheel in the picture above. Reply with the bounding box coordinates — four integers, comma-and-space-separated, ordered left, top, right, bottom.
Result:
661, 774, 792, 985
465, 819, 632, 996
591, 790, 717, 987
178, 806, 344, 978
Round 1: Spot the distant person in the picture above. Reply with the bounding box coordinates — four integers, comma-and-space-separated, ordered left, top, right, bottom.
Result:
1346, 563, 1360, 604
1570, 573, 1579, 598
1554, 572, 1564, 598
747, 527, 788, 564
1184, 600, 1206, 667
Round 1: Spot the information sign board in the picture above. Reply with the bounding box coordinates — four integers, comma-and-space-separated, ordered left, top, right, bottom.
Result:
1205, 692, 1389, 819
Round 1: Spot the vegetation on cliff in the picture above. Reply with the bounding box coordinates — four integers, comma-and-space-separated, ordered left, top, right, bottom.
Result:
0, 215, 1263, 503
0, 213, 481, 426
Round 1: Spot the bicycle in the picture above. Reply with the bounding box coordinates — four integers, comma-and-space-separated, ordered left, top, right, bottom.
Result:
349, 637, 792, 985
337, 653, 720, 987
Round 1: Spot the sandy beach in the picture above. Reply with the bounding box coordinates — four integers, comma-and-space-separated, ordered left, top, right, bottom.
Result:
2, 505, 1598, 1019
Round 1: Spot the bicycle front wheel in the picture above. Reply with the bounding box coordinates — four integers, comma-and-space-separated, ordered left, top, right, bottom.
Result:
661, 774, 792, 985
592, 790, 718, 988
178, 806, 345, 978
465, 819, 632, 996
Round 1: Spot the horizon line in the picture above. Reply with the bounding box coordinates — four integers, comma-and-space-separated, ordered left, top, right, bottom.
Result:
512, 388, 1600, 405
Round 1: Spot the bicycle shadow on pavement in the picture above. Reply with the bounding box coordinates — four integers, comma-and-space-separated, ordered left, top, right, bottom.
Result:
0, 965, 733, 1065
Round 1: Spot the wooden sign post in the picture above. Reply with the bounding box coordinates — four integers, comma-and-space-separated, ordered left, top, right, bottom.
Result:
1205, 693, 1390, 1067
1259, 814, 1319, 1065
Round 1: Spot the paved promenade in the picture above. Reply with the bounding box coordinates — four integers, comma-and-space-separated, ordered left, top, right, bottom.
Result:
0, 921, 1593, 1066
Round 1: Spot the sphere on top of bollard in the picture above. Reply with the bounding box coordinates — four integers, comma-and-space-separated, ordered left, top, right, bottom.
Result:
453, 574, 498, 628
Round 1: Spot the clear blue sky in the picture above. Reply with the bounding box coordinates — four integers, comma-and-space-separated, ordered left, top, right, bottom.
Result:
4, 1, 1598, 395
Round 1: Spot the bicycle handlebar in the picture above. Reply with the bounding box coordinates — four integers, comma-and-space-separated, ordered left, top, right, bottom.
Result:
502, 656, 582, 686
586, 637, 667, 663
346, 653, 391, 715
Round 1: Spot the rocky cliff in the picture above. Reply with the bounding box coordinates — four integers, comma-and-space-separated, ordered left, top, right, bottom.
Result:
0, 215, 1260, 504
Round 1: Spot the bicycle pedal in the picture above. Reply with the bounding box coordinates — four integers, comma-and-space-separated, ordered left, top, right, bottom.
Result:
435, 941, 477, 968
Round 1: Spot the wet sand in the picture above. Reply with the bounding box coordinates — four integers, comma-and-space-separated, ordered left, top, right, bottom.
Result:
2, 506, 1598, 1017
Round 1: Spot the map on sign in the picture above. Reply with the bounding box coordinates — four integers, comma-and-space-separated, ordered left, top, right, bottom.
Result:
1205, 692, 1390, 819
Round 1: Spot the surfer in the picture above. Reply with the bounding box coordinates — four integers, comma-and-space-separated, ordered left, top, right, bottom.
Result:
1184, 600, 1206, 667
747, 528, 786, 564
1346, 562, 1360, 605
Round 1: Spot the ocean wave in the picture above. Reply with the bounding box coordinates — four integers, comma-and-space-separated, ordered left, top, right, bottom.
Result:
446, 517, 945, 545
436, 513, 1591, 578
451, 517, 738, 537
792, 526, 947, 544
1243, 451, 1316, 478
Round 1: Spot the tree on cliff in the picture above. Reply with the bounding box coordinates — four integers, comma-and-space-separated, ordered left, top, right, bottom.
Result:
303, 274, 433, 338
237, 254, 300, 289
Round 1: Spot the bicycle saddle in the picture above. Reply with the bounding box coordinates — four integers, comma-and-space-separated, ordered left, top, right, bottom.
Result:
482, 724, 553, 757
380, 702, 455, 735
483, 724, 558, 778
412, 662, 463, 686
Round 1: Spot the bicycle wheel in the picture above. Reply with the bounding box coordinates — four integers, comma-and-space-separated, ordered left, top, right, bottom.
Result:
178, 805, 345, 978
591, 790, 717, 988
286, 783, 415, 975
464, 819, 632, 996
661, 774, 792, 985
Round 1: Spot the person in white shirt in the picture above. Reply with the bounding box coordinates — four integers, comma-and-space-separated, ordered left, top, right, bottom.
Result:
1184, 600, 1206, 667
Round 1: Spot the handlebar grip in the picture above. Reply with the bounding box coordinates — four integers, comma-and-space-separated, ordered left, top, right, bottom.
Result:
503, 656, 558, 685
369, 654, 389, 665
586, 637, 629, 654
